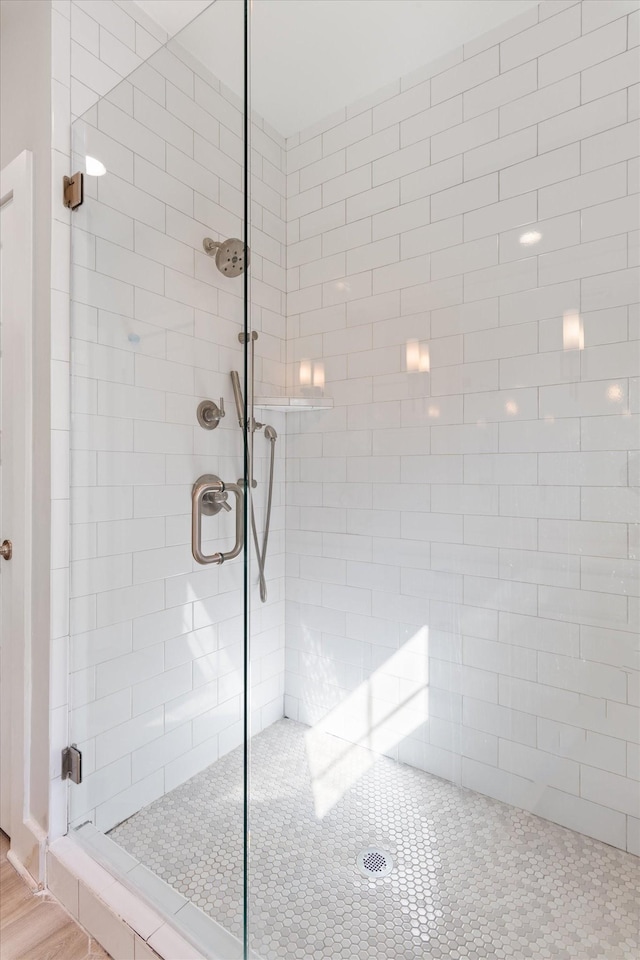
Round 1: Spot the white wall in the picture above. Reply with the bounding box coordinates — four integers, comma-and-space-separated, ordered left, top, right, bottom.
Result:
284, 0, 640, 853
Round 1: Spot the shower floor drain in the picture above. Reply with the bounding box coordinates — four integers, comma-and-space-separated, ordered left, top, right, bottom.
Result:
356, 847, 394, 878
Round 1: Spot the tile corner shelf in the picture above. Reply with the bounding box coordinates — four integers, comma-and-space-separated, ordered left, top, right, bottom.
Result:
255, 396, 333, 412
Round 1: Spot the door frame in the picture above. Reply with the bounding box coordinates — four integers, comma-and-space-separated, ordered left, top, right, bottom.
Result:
0, 149, 43, 883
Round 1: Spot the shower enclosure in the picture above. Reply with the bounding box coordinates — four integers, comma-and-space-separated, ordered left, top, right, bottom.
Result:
65, 1, 639, 958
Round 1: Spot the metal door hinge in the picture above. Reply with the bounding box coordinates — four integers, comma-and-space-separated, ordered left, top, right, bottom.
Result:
61, 745, 82, 784
63, 172, 84, 210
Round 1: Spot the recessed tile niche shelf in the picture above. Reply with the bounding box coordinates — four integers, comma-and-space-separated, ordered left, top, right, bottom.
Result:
255, 397, 334, 412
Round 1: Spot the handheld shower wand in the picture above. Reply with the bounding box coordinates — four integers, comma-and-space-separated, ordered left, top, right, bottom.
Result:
230, 371, 245, 429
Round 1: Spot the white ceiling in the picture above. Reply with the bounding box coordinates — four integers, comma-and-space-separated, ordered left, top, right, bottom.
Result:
134, 0, 540, 138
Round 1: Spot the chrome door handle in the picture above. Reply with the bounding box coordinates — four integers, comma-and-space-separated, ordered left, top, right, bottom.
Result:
1, 539, 12, 560
191, 474, 244, 565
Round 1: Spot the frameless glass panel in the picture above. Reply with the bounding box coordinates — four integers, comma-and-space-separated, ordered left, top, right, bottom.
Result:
245, 2, 640, 959
67, 2, 251, 955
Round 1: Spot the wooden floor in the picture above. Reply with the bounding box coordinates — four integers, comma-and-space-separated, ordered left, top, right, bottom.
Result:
0, 832, 111, 960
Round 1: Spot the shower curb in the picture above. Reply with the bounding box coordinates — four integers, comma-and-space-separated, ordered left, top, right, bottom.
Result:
48, 835, 246, 960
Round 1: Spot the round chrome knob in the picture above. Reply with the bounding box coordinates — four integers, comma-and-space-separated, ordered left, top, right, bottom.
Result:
1, 539, 12, 561
197, 398, 225, 430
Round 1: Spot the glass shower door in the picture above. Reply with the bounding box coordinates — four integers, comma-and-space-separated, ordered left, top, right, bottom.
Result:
66, 2, 252, 956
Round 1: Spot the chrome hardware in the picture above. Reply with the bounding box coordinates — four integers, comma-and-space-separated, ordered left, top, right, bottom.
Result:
0, 540, 12, 561
197, 474, 232, 516
192, 474, 244, 565
208, 490, 232, 514
61, 744, 82, 784
63, 172, 84, 210
202, 237, 249, 278
197, 398, 225, 430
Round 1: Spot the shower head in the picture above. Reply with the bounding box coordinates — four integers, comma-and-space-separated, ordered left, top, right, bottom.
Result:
264, 425, 277, 442
203, 237, 249, 277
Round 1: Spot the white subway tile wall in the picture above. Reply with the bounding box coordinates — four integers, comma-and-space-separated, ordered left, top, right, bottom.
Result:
284, 0, 640, 853
66, 1, 287, 830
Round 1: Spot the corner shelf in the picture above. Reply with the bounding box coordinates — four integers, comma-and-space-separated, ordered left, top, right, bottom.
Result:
255, 396, 333, 413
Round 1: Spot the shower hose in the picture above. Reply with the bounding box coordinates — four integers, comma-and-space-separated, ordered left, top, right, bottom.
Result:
250, 431, 276, 603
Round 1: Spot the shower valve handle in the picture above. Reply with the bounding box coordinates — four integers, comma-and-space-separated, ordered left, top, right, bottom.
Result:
192, 474, 244, 565
197, 398, 225, 430
208, 490, 232, 513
